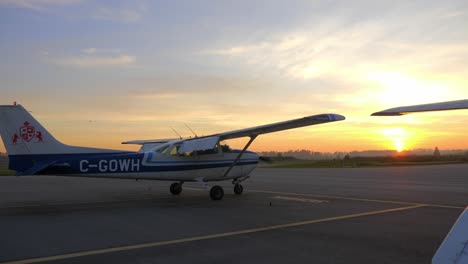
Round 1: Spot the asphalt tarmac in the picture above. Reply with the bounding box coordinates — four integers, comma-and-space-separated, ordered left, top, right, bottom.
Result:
0, 164, 467, 264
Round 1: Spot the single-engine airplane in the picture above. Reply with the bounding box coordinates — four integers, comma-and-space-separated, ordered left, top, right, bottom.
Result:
0, 103, 345, 200
373, 99, 468, 264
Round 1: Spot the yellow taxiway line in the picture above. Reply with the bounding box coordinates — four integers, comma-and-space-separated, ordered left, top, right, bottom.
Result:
1, 204, 425, 264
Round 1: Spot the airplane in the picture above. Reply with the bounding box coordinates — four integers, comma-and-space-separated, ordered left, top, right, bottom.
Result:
0, 103, 345, 200
372, 99, 468, 264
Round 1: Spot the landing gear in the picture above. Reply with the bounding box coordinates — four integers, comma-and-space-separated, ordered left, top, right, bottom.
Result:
233, 184, 243, 195
210, 185, 224, 200
232, 177, 248, 195
170, 182, 183, 195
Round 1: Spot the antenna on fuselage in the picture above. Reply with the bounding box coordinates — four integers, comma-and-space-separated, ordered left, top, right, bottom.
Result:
184, 123, 198, 138
171, 127, 183, 139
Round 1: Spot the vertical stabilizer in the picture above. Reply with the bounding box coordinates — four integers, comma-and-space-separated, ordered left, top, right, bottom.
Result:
0, 104, 126, 173
0, 105, 66, 155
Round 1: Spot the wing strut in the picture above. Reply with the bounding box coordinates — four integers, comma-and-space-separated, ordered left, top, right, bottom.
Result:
223, 135, 257, 178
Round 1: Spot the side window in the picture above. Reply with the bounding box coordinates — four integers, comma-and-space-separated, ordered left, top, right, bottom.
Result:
221, 144, 231, 153
170, 144, 181, 156
196, 146, 219, 156
197, 144, 220, 155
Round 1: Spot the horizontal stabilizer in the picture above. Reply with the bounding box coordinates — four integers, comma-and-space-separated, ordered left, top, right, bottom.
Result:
372, 99, 468, 116
16, 161, 57, 176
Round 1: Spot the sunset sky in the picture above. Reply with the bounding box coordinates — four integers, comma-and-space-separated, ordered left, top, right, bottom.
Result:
1, 0, 467, 153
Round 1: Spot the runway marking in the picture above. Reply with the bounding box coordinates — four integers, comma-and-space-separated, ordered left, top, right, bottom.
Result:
248, 189, 465, 209
272, 196, 328, 203
0, 204, 425, 264
184, 186, 464, 209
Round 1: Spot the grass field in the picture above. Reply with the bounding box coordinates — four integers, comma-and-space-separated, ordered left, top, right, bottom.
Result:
267, 161, 468, 169
262, 156, 468, 169
0, 167, 15, 176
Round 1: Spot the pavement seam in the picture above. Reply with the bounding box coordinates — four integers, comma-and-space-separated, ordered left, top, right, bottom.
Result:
0, 204, 426, 264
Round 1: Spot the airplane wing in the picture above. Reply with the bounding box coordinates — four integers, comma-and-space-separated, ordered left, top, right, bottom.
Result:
176, 114, 345, 153
123, 114, 345, 154
371, 99, 468, 116
122, 139, 180, 153
122, 139, 178, 145
216, 113, 345, 140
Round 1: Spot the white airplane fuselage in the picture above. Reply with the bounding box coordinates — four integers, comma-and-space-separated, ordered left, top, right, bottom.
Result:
34, 144, 259, 182
69, 150, 259, 181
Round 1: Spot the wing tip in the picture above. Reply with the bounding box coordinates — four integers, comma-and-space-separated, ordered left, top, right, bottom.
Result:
371, 111, 404, 116
325, 114, 346, 121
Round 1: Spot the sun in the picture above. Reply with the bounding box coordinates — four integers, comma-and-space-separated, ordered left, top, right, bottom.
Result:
394, 138, 404, 153
381, 128, 408, 152
367, 71, 447, 106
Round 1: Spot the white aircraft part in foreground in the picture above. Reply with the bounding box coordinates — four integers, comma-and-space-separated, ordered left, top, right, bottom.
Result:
0, 104, 345, 200
373, 99, 468, 264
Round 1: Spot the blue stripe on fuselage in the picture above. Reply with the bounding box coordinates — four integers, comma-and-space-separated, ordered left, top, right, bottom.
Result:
8, 152, 134, 172
9, 151, 259, 175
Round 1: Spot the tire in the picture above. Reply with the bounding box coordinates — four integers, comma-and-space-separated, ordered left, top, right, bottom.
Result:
234, 184, 243, 195
170, 182, 182, 195
210, 185, 224, 200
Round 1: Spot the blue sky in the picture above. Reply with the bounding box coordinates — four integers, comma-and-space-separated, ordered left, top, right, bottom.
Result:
1, 0, 468, 152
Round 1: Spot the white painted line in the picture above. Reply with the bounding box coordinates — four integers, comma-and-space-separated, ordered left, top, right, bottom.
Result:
272, 196, 328, 203
0, 204, 426, 264
248, 189, 465, 209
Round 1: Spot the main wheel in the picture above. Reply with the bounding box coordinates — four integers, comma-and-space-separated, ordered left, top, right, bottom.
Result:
210, 185, 224, 200
233, 184, 243, 195
170, 182, 182, 195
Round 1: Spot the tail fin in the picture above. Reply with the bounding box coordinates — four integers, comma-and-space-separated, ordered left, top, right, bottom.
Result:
0, 104, 68, 155
0, 104, 123, 173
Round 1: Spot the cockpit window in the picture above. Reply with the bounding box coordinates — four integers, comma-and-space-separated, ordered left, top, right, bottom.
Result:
155, 145, 169, 154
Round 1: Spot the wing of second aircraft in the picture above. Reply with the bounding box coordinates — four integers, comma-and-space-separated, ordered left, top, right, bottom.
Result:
371, 99, 468, 116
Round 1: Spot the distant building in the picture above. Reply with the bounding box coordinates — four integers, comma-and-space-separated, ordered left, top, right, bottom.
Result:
433, 147, 441, 158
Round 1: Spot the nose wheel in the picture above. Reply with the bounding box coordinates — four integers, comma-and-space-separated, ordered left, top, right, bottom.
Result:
233, 183, 243, 195
210, 185, 224, 200
170, 182, 183, 195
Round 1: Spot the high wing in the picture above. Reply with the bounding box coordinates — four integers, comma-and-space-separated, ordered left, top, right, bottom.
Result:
122, 139, 180, 152
122, 139, 179, 145
124, 113, 345, 154
215, 114, 345, 141
179, 113, 345, 153
371, 99, 468, 116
